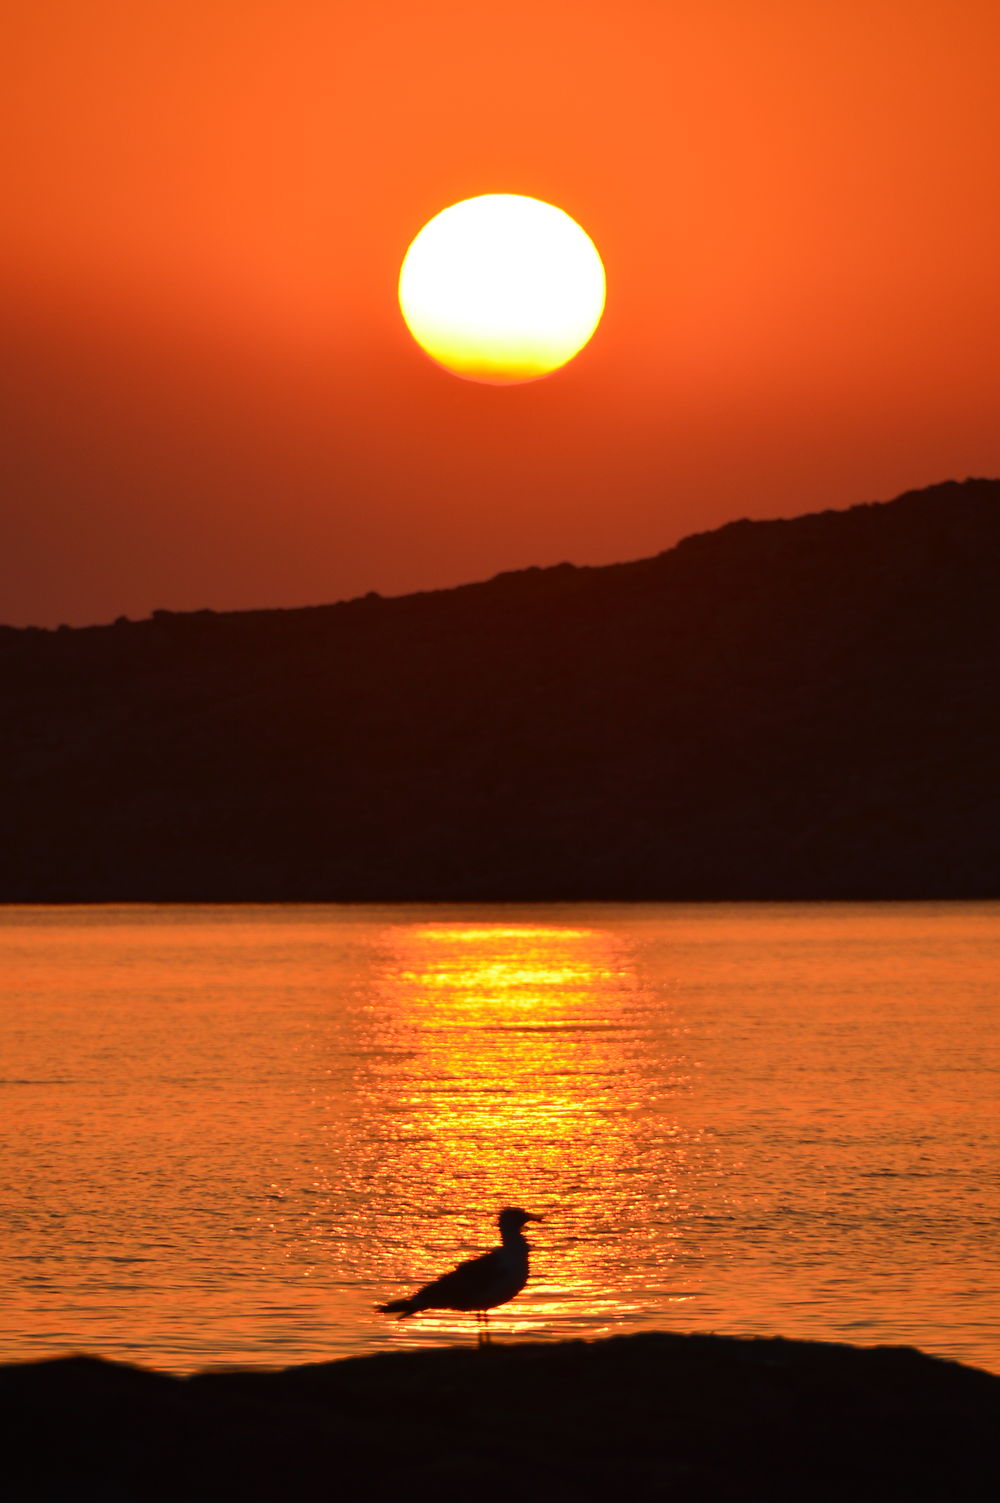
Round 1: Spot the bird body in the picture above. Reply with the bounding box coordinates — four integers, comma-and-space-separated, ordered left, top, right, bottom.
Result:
378, 1207, 541, 1322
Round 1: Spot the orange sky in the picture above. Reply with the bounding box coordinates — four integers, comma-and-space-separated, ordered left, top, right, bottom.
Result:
4, 1, 999, 626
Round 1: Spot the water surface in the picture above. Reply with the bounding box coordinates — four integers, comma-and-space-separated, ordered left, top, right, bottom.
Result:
3, 903, 998, 1372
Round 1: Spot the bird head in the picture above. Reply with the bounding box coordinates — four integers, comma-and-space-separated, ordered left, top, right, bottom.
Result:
498, 1206, 542, 1235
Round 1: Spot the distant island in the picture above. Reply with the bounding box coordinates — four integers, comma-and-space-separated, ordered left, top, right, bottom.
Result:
2, 477, 999, 901
2, 1333, 998, 1500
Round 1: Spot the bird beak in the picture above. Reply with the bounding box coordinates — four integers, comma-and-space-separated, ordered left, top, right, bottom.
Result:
524, 1213, 543, 1222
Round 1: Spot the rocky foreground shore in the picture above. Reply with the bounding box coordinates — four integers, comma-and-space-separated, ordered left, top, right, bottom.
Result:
2, 1332, 998, 1500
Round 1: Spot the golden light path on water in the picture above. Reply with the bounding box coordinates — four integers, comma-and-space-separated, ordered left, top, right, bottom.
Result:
355, 920, 705, 1345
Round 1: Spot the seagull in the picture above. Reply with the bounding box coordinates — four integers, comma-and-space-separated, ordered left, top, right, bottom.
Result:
377, 1207, 542, 1339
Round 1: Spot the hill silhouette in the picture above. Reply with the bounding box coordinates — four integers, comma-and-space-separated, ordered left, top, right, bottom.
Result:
2, 477, 999, 901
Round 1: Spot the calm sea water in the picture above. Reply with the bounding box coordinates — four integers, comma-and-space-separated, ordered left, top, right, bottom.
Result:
2, 903, 998, 1374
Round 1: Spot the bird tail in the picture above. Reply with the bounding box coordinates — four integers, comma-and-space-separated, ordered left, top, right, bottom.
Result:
376, 1298, 416, 1318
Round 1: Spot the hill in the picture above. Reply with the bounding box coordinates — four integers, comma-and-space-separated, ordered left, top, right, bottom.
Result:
2, 477, 999, 900
1, 1334, 998, 1501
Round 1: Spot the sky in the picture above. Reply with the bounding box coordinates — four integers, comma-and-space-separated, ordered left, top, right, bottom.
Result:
3, 0, 999, 627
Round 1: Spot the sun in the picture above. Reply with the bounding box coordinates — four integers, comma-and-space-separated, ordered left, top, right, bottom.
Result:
398, 194, 606, 385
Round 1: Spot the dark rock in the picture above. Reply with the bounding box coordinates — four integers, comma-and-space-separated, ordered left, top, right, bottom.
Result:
1, 1334, 997, 1501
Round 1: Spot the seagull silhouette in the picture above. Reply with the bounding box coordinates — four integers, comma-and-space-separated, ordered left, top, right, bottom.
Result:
377, 1207, 542, 1339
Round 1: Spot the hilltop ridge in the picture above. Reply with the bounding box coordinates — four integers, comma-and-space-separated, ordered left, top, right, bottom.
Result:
2, 477, 999, 900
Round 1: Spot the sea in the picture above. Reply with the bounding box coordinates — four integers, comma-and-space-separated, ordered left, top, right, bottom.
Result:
3, 903, 998, 1375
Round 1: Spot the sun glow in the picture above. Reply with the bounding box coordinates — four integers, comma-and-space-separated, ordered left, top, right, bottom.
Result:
398, 194, 606, 384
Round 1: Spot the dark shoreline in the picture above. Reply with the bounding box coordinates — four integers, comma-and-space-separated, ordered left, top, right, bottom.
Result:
3, 1332, 998, 1500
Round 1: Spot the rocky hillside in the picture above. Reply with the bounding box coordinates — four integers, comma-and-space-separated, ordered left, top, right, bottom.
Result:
2, 477, 998, 899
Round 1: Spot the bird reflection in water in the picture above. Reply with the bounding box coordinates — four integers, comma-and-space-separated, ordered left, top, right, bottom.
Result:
363, 920, 692, 1345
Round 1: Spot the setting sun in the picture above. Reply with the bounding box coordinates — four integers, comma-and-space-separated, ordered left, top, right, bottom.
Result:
398, 194, 606, 385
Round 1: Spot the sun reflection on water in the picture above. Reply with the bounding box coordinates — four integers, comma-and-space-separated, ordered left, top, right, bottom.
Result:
353, 918, 702, 1348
